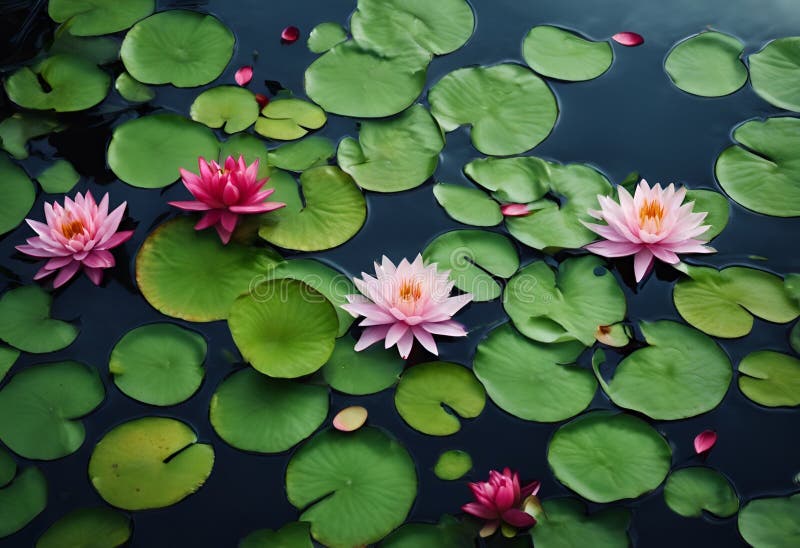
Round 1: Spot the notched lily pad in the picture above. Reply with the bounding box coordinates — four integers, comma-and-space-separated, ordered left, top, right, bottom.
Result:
433, 183, 503, 227
663, 467, 739, 518
738, 350, 800, 408
738, 493, 800, 548
269, 136, 334, 171
523, 26, 613, 81
665, 31, 747, 97
0, 285, 78, 353
0, 458, 47, 539
255, 99, 326, 140
749, 37, 800, 112
190, 86, 259, 134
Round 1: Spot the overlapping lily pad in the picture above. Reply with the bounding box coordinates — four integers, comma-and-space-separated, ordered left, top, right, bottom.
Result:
433, 183, 502, 226
522, 26, 613, 81
49, 24, 119, 64
531, 498, 631, 548
37, 507, 132, 548
308, 22, 348, 53
219, 133, 270, 178
0, 286, 78, 353
241, 522, 313, 548
0, 458, 47, 539
190, 86, 259, 134
463, 156, 550, 203
434, 450, 472, 481
37, 159, 79, 194
738, 493, 800, 548
685, 189, 730, 239
738, 351, 800, 407
664, 31, 747, 96
749, 37, 800, 112
0, 113, 63, 160
269, 137, 334, 171
255, 99, 326, 140
663, 467, 739, 518
48, 0, 154, 36
0, 155, 35, 235
115, 72, 154, 103
0, 346, 19, 383
382, 516, 474, 547
320, 336, 404, 395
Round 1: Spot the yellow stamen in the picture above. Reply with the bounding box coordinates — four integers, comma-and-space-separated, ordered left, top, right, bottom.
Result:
399, 280, 422, 302
638, 199, 665, 231
60, 218, 85, 239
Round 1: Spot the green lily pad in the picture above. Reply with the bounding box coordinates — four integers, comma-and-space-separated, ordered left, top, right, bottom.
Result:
429, 64, 558, 156
190, 86, 259, 134
255, 99, 326, 140
37, 159, 79, 194
337, 104, 444, 192
685, 189, 730, 239
433, 183, 503, 226
37, 507, 132, 548
464, 156, 551, 203
89, 417, 214, 510
663, 467, 739, 518
269, 137, 334, 171
786, 274, 800, 305
738, 494, 800, 548
320, 336, 404, 395
0, 155, 36, 235
307, 22, 348, 54
49, 24, 119, 64
382, 516, 474, 547
749, 37, 800, 112
114, 72, 154, 103
136, 217, 280, 322
715, 116, 800, 217
0, 464, 47, 539
665, 31, 747, 96
594, 320, 732, 420
738, 351, 800, 408
531, 498, 631, 548
0, 447, 13, 486
48, 0, 154, 36
121, 10, 234, 88
109, 323, 206, 406
394, 361, 485, 436
210, 368, 328, 453
422, 229, 518, 301
0, 346, 20, 383
4, 54, 110, 112
286, 427, 417, 547
473, 323, 594, 422
228, 279, 338, 378
792, 322, 800, 355
0, 361, 104, 460
547, 411, 672, 503
0, 286, 78, 353
434, 450, 472, 481
522, 26, 613, 81
241, 522, 313, 548
503, 256, 627, 346
219, 133, 271, 178
673, 265, 800, 338
0, 113, 63, 160
108, 113, 219, 188
258, 165, 366, 251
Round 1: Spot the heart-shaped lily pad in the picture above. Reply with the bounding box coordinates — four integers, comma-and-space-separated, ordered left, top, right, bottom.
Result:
381, 516, 474, 547
394, 361, 485, 436
269, 136, 334, 172
0, 155, 35, 235
121, 10, 234, 87
255, 99, 326, 140
433, 183, 502, 226
37, 507, 132, 548
664, 31, 747, 97
190, 86, 259, 134
48, 0, 154, 36
320, 336, 404, 395
531, 498, 631, 548
114, 72, 154, 103
241, 522, 313, 548
463, 156, 550, 203
434, 450, 472, 481
474, 324, 594, 422
0, 113, 63, 160
89, 417, 214, 510
0, 459, 47, 539
663, 467, 739, 518
547, 411, 672, 503
210, 368, 328, 453
685, 189, 730, 240
0, 286, 78, 353
286, 427, 416, 547
307, 22, 347, 54
749, 37, 800, 112
504, 256, 627, 346
0, 361, 104, 460
337, 104, 444, 192
422, 229, 519, 301
738, 494, 800, 548
37, 159, 79, 194
522, 26, 613, 81
738, 351, 800, 408
429, 64, 558, 156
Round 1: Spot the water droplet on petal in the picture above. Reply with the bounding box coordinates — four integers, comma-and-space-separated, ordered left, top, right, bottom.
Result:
694, 429, 717, 455
234, 66, 253, 86
281, 26, 300, 43
333, 405, 368, 432
612, 32, 644, 47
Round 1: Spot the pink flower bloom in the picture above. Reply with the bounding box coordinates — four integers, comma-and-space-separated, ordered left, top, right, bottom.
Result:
281, 25, 300, 43
169, 156, 285, 244
612, 31, 645, 46
462, 468, 540, 538
694, 429, 717, 455
501, 203, 531, 217
582, 179, 715, 282
234, 65, 253, 86
16, 191, 134, 288
341, 255, 472, 359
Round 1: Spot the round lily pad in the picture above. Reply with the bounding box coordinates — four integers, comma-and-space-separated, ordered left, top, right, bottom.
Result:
136, 217, 281, 322
595, 320, 732, 420
109, 323, 207, 406
434, 450, 472, 480
307, 22, 347, 54
531, 498, 631, 548
255, 99, 327, 141
464, 155, 552, 203
89, 417, 214, 510
337, 104, 444, 192
749, 37, 800, 112
738, 351, 800, 408
108, 113, 219, 188
37, 507, 132, 548
429, 64, 557, 156
0, 154, 35, 235
433, 183, 502, 226
663, 467, 739, 518
286, 427, 417, 547
258, 166, 366, 251
738, 494, 800, 548
0, 361, 104, 460
547, 411, 672, 503
522, 26, 613, 81
48, 0, 154, 36
228, 279, 338, 378
685, 189, 730, 240
121, 10, 234, 88
664, 31, 747, 97
241, 522, 312, 548
674, 265, 800, 338
37, 159, 79, 194
503, 256, 627, 346
190, 86, 259, 134
0, 464, 47, 539
422, 229, 519, 301
320, 336, 404, 395
473, 323, 594, 422
115, 72, 154, 103
394, 361, 485, 436
268, 136, 334, 172
210, 368, 328, 453
715, 116, 800, 217
0, 285, 78, 353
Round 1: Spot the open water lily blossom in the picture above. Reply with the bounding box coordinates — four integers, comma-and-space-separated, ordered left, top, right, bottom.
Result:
463, 468, 540, 538
341, 255, 473, 359
169, 156, 285, 244
16, 191, 134, 288
582, 179, 715, 282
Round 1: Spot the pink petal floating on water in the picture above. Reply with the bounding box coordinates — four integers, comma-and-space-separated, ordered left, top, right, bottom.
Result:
501, 203, 531, 217
234, 66, 253, 86
281, 26, 300, 43
612, 32, 644, 47
255, 93, 269, 109
333, 406, 368, 432
694, 429, 717, 455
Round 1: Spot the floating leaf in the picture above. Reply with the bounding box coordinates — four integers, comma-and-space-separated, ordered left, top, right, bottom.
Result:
0, 447, 13, 486
286, 427, 416, 547
219, 133, 270, 178
210, 368, 328, 453
663, 467, 738, 518
547, 411, 672, 503
48, 0, 154, 36
394, 361, 485, 436
433, 183, 502, 227
114, 72, 154, 103
738, 494, 800, 548
792, 322, 800, 355
89, 417, 214, 510
429, 64, 558, 156
612, 32, 644, 47
531, 498, 631, 548
49, 24, 119, 64
0, 286, 78, 353
333, 406, 368, 432
269, 137, 334, 171
0, 346, 19, 383
37, 159, 79, 194
0, 155, 36, 235
434, 450, 472, 481
241, 522, 312, 548
0, 361, 104, 460
0, 113, 63, 160
37, 507, 132, 548
190, 86, 258, 134
381, 516, 474, 547
694, 430, 718, 455
464, 156, 550, 203
594, 323, 630, 347
320, 336, 404, 395
0, 462, 47, 539
738, 351, 800, 408
307, 22, 347, 53
685, 189, 729, 239
786, 273, 800, 304
255, 98, 326, 140
522, 26, 613, 81
749, 37, 800, 112
664, 31, 747, 97
337, 104, 444, 192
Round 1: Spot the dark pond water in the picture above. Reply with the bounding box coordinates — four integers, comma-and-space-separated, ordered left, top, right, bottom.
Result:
1, 0, 799, 546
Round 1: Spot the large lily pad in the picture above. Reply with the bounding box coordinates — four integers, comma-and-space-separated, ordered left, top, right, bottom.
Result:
433, 183, 502, 226
531, 498, 631, 548
255, 99, 327, 141
738, 494, 800, 548
0, 461, 47, 539
89, 417, 214, 510
48, 0, 154, 36
749, 37, 800, 112
190, 86, 259, 134
738, 351, 800, 408
241, 522, 313, 548
664, 31, 747, 97
522, 26, 613, 81
663, 467, 739, 518
547, 411, 672, 503
0, 155, 36, 235
286, 427, 417, 547
320, 336, 404, 395
0, 286, 78, 353
37, 507, 132, 548
269, 137, 334, 172
429, 64, 558, 156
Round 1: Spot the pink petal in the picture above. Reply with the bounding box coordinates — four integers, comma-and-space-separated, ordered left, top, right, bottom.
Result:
228, 202, 285, 214
612, 31, 644, 46
521, 480, 541, 498
234, 65, 253, 86
169, 200, 213, 211
332, 406, 368, 432
396, 329, 415, 359
585, 240, 642, 257
422, 320, 467, 337
281, 25, 300, 43
501, 203, 531, 217
462, 502, 498, 520
633, 248, 654, 282
501, 508, 536, 528
53, 261, 81, 288
255, 93, 269, 109
385, 322, 410, 349
83, 266, 104, 285
97, 230, 134, 251
648, 245, 680, 264
694, 430, 717, 455
411, 325, 438, 355
354, 325, 391, 351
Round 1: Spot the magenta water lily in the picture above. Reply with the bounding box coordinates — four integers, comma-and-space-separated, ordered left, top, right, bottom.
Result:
462, 468, 540, 538
342, 255, 473, 359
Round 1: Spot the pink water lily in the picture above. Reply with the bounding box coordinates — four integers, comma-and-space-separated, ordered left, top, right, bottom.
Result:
169, 156, 285, 244
463, 468, 540, 538
16, 191, 134, 288
341, 255, 472, 359
582, 179, 715, 282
